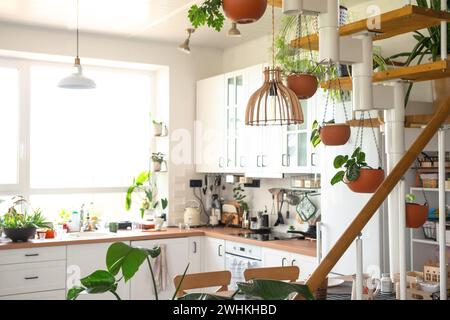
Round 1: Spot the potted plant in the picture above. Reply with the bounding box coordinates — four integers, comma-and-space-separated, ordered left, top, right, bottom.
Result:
188, 0, 267, 31
387, 0, 449, 107
275, 16, 327, 99
0, 197, 50, 242
151, 152, 165, 172
126, 171, 162, 219
152, 120, 166, 137
405, 193, 429, 228
331, 147, 385, 193
311, 119, 351, 147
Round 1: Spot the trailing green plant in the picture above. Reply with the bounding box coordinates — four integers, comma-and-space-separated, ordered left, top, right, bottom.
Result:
310, 119, 336, 148
67, 242, 163, 300
125, 171, 162, 218
152, 152, 165, 164
330, 147, 376, 186
386, 0, 449, 106
1, 207, 49, 229
233, 184, 249, 213
406, 193, 416, 203
188, 0, 225, 32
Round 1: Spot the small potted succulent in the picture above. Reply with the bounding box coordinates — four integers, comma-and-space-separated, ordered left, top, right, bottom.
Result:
188, 0, 267, 31
0, 196, 50, 242
152, 120, 166, 137
331, 147, 385, 193
310, 120, 351, 147
151, 152, 165, 172
405, 194, 429, 228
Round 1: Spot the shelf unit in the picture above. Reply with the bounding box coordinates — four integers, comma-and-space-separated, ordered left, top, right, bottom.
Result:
291, 5, 450, 50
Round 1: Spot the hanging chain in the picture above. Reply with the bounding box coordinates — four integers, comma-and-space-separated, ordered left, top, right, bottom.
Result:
272, 3, 275, 69
337, 77, 349, 122
322, 69, 332, 124
304, 16, 315, 63
354, 111, 365, 150
296, 14, 302, 65
368, 115, 383, 168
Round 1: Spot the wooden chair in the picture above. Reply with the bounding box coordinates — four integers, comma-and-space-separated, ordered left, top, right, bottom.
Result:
173, 270, 232, 297
244, 266, 300, 283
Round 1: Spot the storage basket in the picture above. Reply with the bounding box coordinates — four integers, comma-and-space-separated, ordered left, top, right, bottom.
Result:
423, 221, 437, 241
420, 174, 438, 188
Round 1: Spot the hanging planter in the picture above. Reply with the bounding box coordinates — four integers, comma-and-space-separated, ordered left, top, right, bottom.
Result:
188, 0, 267, 32
405, 193, 429, 228
347, 168, 385, 193
287, 73, 318, 99
319, 123, 351, 146
223, 0, 267, 24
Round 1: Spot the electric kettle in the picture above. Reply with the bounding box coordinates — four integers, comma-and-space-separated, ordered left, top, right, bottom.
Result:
184, 200, 201, 227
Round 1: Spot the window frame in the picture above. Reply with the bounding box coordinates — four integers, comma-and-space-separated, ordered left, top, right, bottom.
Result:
0, 57, 155, 201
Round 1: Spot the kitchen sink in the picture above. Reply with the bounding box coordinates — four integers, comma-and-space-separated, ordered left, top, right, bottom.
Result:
65, 232, 115, 239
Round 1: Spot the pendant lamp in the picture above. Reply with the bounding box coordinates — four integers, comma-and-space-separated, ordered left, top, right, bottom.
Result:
245, 5, 303, 126
58, 0, 96, 89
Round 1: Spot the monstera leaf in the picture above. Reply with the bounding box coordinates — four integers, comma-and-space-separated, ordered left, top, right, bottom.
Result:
66, 270, 118, 300
237, 279, 314, 300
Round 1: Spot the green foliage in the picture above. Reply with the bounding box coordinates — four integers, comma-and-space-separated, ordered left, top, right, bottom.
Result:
126, 171, 165, 218
151, 152, 165, 163
387, 0, 450, 106
188, 0, 225, 32
67, 242, 161, 300
330, 147, 372, 186
237, 279, 314, 300
161, 198, 168, 211
406, 193, 416, 203
1, 207, 50, 229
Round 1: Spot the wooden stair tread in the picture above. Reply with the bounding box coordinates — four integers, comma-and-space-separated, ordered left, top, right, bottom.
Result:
346, 114, 450, 128
291, 5, 450, 50
268, 0, 282, 8
321, 60, 450, 90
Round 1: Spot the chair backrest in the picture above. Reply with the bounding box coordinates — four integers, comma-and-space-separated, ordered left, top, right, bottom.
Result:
244, 266, 300, 282
173, 270, 232, 297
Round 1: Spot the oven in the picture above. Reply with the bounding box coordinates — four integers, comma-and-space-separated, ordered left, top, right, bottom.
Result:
225, 241, 263, 290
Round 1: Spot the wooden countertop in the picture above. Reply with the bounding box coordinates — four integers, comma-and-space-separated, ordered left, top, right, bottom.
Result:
0, 227, 317, 257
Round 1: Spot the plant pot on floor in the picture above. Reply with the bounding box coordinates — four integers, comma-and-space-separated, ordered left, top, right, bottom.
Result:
320, 124, 351, 146
287, 74, 318, 99
222, 0, 267, 24
347, 168, 385, 193
406, 203, 429, 228
3, 227, 37, 242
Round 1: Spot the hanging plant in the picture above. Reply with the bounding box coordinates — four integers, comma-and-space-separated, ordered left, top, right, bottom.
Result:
188, 0, 267, 32
405, 192, 429, 228
331, 147, 384, 193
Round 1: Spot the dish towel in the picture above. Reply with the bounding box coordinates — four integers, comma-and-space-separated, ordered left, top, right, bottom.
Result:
229, 258, 246, 290
152, 244, 168, 292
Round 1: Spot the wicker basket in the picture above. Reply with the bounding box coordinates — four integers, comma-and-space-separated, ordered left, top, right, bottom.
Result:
423, 221, 437, 241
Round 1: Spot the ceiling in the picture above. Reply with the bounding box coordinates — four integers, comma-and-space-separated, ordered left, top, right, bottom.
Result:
0, 0, 288, 50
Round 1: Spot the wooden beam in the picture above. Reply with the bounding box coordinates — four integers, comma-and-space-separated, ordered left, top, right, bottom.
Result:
321, 60, 450, 90
305, 97, 450, 293
405, 114, 450, 128
347, 117, 385, 128
291, 5, 450, 50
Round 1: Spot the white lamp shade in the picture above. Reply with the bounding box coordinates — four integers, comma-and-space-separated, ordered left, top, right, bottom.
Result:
282, 0, 303, 15
58, 64, 96, 89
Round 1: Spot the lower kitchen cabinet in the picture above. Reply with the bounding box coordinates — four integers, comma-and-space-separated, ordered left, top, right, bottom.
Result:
262, 248, 317, 281
0, 289, 66, 300
66, 242, 131, 300
188, 237, 202, 273
130, 238, 189, 300
202, 237, 225, 272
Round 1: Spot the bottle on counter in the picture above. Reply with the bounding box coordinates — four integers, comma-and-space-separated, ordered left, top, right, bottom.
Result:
69, 211, 80, 232
380, 273, 393, 294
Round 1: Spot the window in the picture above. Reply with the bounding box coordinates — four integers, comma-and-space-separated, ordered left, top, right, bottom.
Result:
0, 67, 19, 185
0, 59, 155, 220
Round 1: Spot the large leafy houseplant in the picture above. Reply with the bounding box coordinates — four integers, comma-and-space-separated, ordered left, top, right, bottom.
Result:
387, 0, 449, 106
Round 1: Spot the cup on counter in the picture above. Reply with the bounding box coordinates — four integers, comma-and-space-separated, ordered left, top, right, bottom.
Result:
109, 222, 119, 233
37, 230, 46, 240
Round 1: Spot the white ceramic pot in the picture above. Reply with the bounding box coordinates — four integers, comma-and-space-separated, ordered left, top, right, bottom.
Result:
153, 123, 163, 136
282, 0, 303, 15
152, 161, 162, 172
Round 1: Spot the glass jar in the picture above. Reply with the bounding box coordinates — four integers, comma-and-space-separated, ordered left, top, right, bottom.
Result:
380, 273, 393, 294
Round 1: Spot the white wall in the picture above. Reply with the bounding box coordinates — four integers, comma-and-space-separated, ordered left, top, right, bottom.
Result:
0, 23, 223, 226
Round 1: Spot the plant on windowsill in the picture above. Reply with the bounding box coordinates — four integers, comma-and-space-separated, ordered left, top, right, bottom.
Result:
125, 171, 167, 220
152, 152, 166, 172
188, 0, 267, 32
405, 193, 429, 228
0, 196, 50, 242
331, 147, 385, 193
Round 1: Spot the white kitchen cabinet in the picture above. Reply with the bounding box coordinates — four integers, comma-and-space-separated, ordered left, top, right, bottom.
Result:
202, 237, 225, 272
262, 248, 316, 281
188, 237, 202, 273
196, 74, 225, 173
0, 289, 66, 300
66, 242, 131, 300
130, 238, 189, 300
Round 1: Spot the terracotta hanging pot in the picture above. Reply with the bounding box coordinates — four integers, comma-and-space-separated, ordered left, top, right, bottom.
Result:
287, 74, 318, 99
347, 168, 385, 193
222, 0, 267, 24
319, 124, 351, 146
406, 203, 429, 228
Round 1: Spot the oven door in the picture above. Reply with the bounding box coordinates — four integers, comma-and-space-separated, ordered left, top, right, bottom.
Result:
225, 254, 262, 290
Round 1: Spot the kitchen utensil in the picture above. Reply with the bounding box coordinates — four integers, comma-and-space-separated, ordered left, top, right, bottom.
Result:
184, 200, 201, 227
296, 194, 317, 222
285, 192, 300, 206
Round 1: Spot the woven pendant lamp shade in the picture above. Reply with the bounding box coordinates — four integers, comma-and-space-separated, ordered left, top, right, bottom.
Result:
245, 67, 303, 126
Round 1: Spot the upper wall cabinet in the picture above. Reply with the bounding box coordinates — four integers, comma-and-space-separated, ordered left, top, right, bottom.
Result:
196, 64, 319, 177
